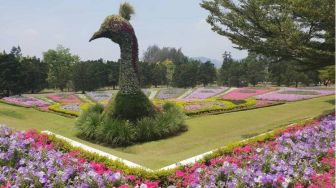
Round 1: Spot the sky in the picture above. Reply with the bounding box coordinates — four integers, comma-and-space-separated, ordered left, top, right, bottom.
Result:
0, 0, 247, 62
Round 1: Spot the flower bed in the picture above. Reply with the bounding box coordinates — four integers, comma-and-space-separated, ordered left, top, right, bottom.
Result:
86, 91, 112, 105
0, 127, 158, 187
155, 88, 187, 99
167, 115, 335, 187
222, 88, 274, 100
0, 114, 334, 187
183, 87, 228, 100
1, 96, 50, 112
47, 94, 81, 103
48, 103, 91, 117
256, 88, 335, 101
153, 98, 257, 116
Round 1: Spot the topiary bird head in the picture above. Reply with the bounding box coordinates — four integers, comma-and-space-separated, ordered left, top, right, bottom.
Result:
89, 2, 135, 44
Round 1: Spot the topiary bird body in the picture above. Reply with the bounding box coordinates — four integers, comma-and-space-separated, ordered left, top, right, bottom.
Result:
90, 6, 155, 121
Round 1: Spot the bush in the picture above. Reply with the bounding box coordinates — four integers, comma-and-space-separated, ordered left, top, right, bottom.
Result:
76, 102, 187, 147
136, 103, 187, 142
76, 104, 104, 140
96, 117, 135, 146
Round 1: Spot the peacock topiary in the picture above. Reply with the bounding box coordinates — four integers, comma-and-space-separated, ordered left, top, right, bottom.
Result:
77, 3, 186, 147
89, 3, 156, 122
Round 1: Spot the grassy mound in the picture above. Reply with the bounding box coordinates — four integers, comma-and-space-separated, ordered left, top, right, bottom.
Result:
76, 102, 187, 147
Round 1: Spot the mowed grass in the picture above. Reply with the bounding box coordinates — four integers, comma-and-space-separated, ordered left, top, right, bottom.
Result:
0, 95, 334, 169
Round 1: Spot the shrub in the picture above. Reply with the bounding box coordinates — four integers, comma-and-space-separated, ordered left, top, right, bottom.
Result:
76, 102, 186, 147
96, 117, 135, 146
76, 104, 104, 139
136, 103, 187, 142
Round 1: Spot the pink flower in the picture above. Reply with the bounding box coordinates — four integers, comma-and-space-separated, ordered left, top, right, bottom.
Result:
175, 170, 185, 177
294, 183, 304, 188
119, 185, 129, 188
126, 175, 136, 181
244, 145, 252, 153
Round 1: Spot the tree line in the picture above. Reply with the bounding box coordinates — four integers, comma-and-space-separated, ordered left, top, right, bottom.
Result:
0, 45, 333, 96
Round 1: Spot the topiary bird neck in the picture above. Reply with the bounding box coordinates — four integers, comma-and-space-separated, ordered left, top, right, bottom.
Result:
118, 32, 140, 95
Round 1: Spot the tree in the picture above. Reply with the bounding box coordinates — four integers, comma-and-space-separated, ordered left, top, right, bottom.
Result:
198, 61, 217, 86
106, 60, 120, 90
43, 45, 79, 91
243, 53, 266, 86
319, 65, 335, 84
201, 0, 335, 69
143, 45, 188, 65
173, 60, 200, 88
163, 59, 175, 87
218, 52, 234, 86
21, 56, 48, 93
0, 50, 25, 96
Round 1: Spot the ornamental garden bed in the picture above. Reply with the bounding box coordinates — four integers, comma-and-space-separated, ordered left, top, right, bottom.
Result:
0, 95, 50, 111
182, 87, 229, 100
153, 98, 257, 116
86, 91, 112, 105
222, 87, 275, 100
256, 88, 335, 101
0, 114, 334, 187
47, 94, 82, 103
155, 88, 188, 99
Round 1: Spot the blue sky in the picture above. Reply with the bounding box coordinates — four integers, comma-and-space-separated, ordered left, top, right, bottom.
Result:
0, 0, 247, 62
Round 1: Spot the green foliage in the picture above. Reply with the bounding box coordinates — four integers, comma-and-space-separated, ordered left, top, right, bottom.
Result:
136, 103, 187, 141
163, 59, 175, 86
201, 0, 335, 69
0, 47, 48, 96
106, 91, 156, 122
173, 60, 200, 88
218, 52, 247, 87
143, 45, 188, 65
76, 104, 104, 139
43, 45, 79, 91
119, 2, 135, 21
21, 57, 48, 93
198, 61, 217, 86
319, 65, 335, 83
76, 102, 186, 147
72, 60, 109, 93
139, 62, 167, 87
0, 49, 25, 96
96, 117, 135, 146
106, 60, 120, 89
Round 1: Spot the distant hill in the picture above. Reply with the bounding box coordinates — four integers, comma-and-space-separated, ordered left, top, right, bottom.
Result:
192, 57, 222, 68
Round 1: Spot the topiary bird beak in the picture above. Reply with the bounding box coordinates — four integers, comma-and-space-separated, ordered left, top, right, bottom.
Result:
89, 31, 102, 42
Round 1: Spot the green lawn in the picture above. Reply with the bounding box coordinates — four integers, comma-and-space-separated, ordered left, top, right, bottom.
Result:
0, 95, 334, 169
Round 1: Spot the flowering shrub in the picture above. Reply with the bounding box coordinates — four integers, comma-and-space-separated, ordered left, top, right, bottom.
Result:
183, 87, 228, 100
167, 115, 335, 187
47, 94, 81, 103
0, 127, 158, 187
256, 88, 335, 101
222, 88, 274, 99
156, 88, 187, 99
